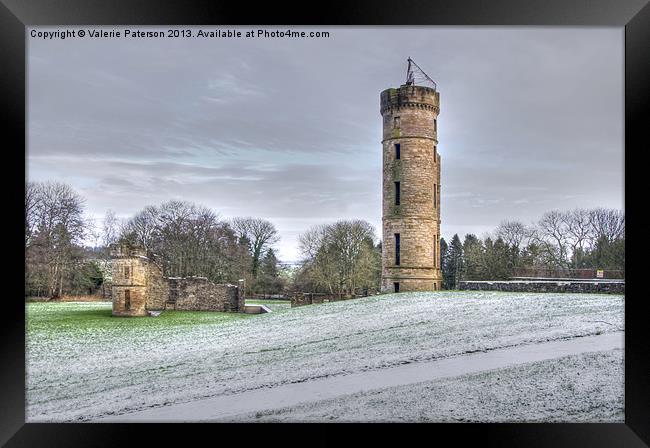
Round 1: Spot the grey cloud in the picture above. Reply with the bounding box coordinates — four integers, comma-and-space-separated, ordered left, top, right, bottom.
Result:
27, 27, 623, 260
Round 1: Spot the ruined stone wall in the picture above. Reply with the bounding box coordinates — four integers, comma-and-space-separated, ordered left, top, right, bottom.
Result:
381, 84, 442, 292
458, 280, 625, 295
145, 261, 168, 311
290, 292, 371, 308
110, 244, 244, 315
168, 278, 243, 312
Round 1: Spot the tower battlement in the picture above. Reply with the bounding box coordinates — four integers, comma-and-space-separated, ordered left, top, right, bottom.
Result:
380, 85, 439, 115
109, 243, 147, 259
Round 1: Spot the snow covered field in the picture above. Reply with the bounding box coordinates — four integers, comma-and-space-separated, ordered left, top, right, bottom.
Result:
242, 349, 624, 422
26, 292, 624, 422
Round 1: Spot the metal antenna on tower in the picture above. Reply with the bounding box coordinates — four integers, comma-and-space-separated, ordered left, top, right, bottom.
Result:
406, 58, 415, 85
405, 57, 437, 90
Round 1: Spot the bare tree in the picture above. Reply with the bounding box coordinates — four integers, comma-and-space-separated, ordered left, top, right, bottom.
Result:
502, 207, 624, 273
589, 208, 625, 244
120, 205, 159, 250
25, 181, 88, 297
102, 210, 120, 247
297, 224, 337, 293
119, 201, 250, 284
298, 220, 380, 296
495, 220, 528, 249
532, 210, 571, 268
231, 217, 280, 277
563, 208, 593, 267
25, 182, 42, 249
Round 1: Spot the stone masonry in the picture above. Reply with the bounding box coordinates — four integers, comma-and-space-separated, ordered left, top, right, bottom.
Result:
111, 245, 168, 316
381, 84, 442, 292
166, 277, 244, 312
110, 243, 244, 316
459, 280, 625, 295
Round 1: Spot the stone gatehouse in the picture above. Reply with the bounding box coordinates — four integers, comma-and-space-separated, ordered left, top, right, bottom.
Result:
110, 244, 244, 317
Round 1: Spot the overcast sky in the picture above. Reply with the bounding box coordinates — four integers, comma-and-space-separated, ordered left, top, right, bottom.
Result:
27, 26, 624, 261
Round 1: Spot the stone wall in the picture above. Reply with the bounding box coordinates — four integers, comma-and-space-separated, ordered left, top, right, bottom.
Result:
381, 84, 442, 293
291, 293, 345, 308
458, 280, 625, 295
112, 285, 147, 316
290, 291, 376, 308
145, 262, 169, 311
167, 277, 243, 312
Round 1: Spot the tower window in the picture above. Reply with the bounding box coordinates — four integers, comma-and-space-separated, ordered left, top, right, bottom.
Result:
395, 182, 401, 205
433, 183, 437, 208
124, 266, 130, 278
394, 116, 401, 129
434, 119, 437, 132
433, 237, 436, 267
395, 143, 401, 159
395, 233, 401, 265
124, 289, 131, 310
394, 282, 400, 293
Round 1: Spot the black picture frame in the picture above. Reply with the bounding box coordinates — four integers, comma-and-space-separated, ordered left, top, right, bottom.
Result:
2, 0, 648, 446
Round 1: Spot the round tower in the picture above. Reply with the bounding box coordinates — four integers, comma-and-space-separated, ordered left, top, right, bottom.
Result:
380, 83, 441, 293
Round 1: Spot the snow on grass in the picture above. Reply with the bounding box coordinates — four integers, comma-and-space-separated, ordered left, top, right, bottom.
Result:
243, 349, 624, 422
26, 291, 624, 421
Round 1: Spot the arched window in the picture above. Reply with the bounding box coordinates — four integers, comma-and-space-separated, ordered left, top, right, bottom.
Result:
433, 238, 436, 267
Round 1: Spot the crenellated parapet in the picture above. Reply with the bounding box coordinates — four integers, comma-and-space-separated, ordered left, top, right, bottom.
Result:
109, 243, 147, 259
380, 85, 440, 115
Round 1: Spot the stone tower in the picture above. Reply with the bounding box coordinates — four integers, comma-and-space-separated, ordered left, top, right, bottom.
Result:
380, 70, 441, 293
109, 243, 168, 316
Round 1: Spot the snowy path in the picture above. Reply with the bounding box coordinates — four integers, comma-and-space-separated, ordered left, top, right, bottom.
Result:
97, 331, 623, 422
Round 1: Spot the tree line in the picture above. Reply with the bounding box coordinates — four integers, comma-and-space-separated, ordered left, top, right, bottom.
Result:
25, 182, 102, 297
440, 208, 625, 289
25, 181, 623, 298
25, 181, 284, 298
25, 181, 381, 299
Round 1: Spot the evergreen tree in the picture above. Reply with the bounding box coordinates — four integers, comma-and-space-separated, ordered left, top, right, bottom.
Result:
583, 236, 625, 271
492, 237, 513, 279
440, 237, 450, 289
462, 234, 484, 280
446, 234, 464, 289
253, 248, 285, 295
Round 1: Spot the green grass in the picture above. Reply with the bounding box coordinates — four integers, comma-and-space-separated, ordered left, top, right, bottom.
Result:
27, 299, 292, 341
26, 302, 252, 338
